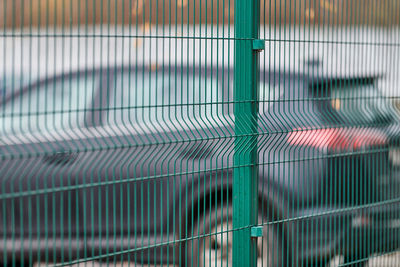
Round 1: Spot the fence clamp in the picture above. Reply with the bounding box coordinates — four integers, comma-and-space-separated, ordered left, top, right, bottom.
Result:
250, 226, 263, 238
252, 39, 265, 52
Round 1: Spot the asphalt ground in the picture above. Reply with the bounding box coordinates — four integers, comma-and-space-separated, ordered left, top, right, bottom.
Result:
34, 251, 400, 267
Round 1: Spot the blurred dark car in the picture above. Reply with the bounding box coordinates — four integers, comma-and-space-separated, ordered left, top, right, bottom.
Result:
0, 65, 400, 267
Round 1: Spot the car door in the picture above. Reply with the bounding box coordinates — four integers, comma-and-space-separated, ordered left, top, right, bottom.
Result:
0, 71, 99, 239
83, 66, 227, 243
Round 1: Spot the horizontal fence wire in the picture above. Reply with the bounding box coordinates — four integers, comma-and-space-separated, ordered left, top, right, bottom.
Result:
0, 0, 400, 267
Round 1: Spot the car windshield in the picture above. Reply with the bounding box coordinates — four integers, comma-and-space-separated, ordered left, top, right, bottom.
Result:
331, 83, 396, 126
0, 76, 95, 135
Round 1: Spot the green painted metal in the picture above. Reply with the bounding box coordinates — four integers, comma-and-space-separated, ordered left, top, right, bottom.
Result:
252, 39, 265, 51
232, 0, 260, 264
250, 226, 264, 238
1, 1, 400, 267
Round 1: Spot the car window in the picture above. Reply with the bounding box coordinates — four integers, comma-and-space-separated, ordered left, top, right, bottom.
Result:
331, 83, 396, 126
108, 71, 222, 125
0, 75, 96, 135
0, 74, 33, 98
259, 81, 284, 112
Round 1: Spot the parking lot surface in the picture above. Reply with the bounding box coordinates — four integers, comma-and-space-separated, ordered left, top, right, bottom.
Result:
34, 251, 400, 267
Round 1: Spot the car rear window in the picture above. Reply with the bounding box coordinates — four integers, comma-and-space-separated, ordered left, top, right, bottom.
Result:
329, 83, 396, 126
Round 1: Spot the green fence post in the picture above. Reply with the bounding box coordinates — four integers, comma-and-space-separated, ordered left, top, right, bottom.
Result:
232, 0, 261, 264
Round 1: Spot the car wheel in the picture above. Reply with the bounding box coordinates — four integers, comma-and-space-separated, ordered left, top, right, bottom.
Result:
343, 254, 368, 267
186, 204, 283, 267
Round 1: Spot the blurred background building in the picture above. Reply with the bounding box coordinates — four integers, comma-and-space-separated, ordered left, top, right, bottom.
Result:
0, 0, 399, 28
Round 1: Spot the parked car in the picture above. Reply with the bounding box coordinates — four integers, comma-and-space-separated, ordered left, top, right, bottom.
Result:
0, 65, 400, 267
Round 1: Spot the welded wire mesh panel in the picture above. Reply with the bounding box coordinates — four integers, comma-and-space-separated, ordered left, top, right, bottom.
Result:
0, 0, 237, 266
1, 0, 400, 267
257, 0, 400, 266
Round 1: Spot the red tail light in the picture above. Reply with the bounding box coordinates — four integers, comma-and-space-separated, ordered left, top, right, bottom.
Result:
287, 127, 387, 151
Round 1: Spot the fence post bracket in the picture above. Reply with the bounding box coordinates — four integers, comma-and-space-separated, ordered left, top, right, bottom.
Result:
250, 226, 263, 238
252, 39, 265, 52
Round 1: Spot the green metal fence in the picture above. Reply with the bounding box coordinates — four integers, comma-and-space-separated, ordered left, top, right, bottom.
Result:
1, 0, 400, 266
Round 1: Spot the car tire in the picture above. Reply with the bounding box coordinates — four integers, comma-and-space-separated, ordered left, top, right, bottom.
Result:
185, 203, 283, 267
343, 254, 368, 267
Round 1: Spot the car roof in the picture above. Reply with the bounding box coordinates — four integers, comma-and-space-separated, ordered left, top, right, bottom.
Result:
0, 26, 397, 93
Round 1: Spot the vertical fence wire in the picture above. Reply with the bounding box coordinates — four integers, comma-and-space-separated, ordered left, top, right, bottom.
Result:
0, 1, 400, 267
